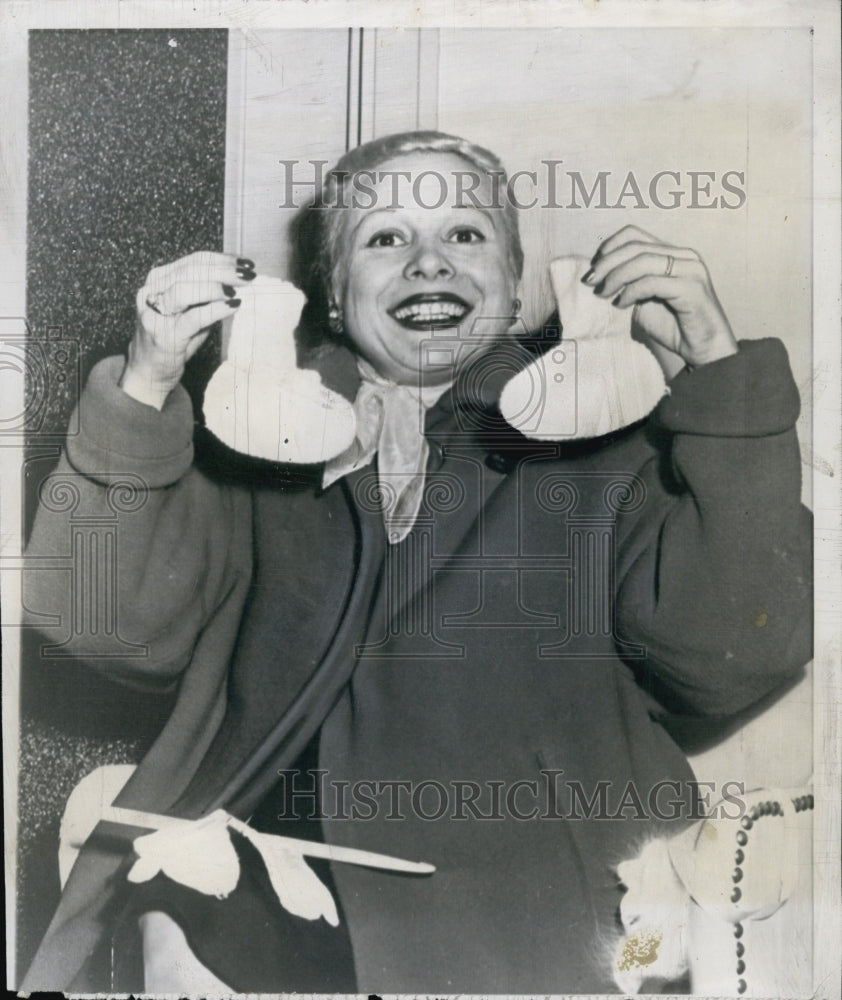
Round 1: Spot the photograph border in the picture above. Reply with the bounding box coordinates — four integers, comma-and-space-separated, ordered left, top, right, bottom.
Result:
1, 1, 839, 994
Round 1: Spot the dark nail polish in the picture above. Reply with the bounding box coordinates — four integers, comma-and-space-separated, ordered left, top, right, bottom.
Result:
581, 269, 596, 285
594, 280, 606, 295
237, 268, 256, 281
611, 294, 622, 307
237, 257, 254, 269
222, 284, 235, 298
226, 298, 241, 308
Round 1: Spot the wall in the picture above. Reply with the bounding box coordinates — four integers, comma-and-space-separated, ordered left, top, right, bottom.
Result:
20, 28, 229, 977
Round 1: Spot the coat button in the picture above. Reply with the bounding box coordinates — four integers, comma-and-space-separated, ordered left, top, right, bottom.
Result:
485, 451, 514, 474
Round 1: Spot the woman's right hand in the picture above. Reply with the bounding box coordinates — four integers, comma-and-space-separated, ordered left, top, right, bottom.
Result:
120, 251, 256, 409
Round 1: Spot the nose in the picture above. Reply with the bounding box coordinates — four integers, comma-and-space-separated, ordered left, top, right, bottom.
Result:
403, 241, 454, 281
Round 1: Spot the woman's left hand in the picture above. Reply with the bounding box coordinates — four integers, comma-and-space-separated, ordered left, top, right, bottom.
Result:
585, 225, 739, 368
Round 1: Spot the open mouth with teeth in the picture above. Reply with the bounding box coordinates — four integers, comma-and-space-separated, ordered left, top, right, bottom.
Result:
388, 293, 473, 331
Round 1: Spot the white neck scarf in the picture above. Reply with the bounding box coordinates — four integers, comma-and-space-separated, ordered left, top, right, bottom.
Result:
322, 359, 451, 543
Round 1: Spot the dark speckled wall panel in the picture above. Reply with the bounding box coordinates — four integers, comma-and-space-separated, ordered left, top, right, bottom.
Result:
20, 29, 228, 981
27, 29, 228, 431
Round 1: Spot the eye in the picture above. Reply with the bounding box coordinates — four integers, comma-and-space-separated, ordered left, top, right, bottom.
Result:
366, 230, 407, 248
447, 226, 486, 244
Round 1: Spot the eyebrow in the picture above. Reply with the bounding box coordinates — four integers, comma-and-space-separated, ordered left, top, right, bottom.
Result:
347, 209, 397, 244
348, 204, 498, 242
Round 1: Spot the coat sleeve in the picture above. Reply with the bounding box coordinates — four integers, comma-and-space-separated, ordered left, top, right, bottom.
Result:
23, 356, 253, 692
614, 338, 812, 716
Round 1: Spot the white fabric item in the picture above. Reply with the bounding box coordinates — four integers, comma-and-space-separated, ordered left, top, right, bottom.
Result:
667, 786, 808, 923
58, 762, 137, 888
127, 810, 241, 898
58, 764, 340, 925
235, 825, 339, 926
128, 814, 339, 922
614, 785, 813, 995
203, 276, 357, 464
500, 256, 668, 440
201, 261, 668, 535
323, 359, 450, 543
614, 836, 691, 994
202, 262, 667, 468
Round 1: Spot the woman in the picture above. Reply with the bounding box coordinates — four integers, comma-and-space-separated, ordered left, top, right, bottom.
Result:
22, 131, 811, 993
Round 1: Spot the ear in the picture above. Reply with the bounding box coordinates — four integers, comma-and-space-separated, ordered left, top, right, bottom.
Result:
508, 279, 523, 327
327, 258, 346, 311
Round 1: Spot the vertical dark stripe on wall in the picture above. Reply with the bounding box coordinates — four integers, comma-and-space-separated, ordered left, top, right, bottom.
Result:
357, 27, 364, 148
415, 31, 422, 130
345, 27, 353, 152
20, 28, 228, 980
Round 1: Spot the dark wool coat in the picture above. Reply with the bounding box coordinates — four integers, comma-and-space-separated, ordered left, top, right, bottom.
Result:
21, 337, 812, 992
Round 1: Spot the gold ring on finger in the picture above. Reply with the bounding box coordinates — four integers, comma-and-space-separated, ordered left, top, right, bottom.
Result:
664, 255, 675, 277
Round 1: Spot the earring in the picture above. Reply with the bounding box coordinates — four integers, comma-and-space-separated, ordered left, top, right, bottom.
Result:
328, 302, 344, 334
511, 297, 522, 316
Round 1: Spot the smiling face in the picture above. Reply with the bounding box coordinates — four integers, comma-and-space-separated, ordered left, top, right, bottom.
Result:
332, 151, 519, 386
